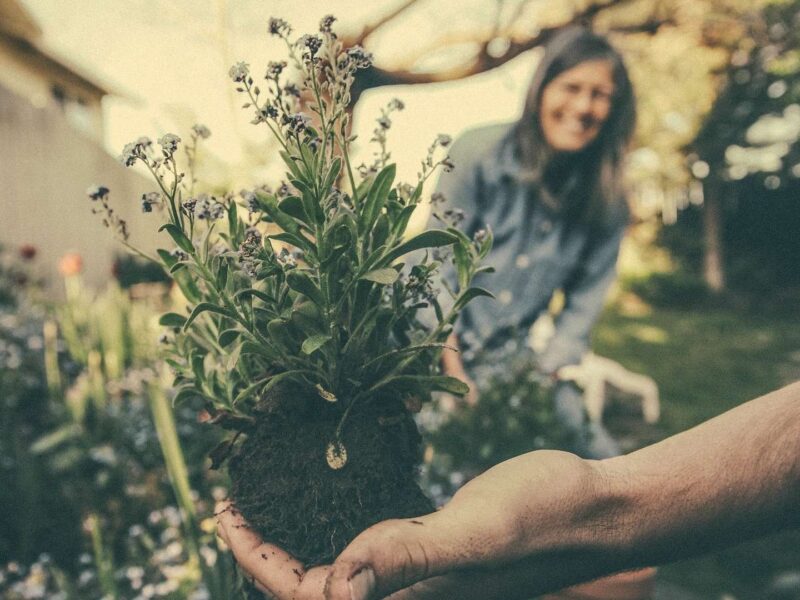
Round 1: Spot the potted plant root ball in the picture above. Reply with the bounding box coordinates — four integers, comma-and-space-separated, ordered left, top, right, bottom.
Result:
89, 14, 493, 578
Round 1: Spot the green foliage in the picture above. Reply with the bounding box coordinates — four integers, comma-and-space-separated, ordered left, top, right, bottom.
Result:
96, 19, 491, 455
421, 356, 573, 504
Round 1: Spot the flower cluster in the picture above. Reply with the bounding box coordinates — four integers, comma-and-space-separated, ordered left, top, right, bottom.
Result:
141, 191, 161, 213
192, 194, 225, 220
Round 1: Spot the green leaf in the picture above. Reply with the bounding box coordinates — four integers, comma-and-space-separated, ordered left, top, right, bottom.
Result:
227, 202, 239, 241
453, 286, 495, 312
360, 164, 395, 234
157, 248, 177, 268
301, 334, 331, 355
235, 288, 276, 305
286, 270, 324, 306
279, 150, 305, 181
218, 329, 241, 347
184, 302, 232, 330
278, 196, 310, 224
360, 267, 399, 285
453, 241, 471, 290
380, 229, 458, 266
255, 191, 303, 237
322, 157, 342, 193
159, 312, 187, 328
160, 223, 194, 254
216, 259, 229, 289
173, 386, 199, 405
381, 375, 470, 396
30, 424, 83, 454
268, 232, 314, 255
169, 261, 187, 274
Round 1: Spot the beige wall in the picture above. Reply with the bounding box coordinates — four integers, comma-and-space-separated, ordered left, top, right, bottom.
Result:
0, 84, 164, 294
0, 35, 105, 141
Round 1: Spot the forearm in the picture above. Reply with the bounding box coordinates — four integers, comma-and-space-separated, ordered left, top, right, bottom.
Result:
486, 382, 800, 594
598, 381, 800, 568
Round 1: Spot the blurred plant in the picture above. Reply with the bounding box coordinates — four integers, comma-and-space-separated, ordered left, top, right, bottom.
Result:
420, 352, 573, 506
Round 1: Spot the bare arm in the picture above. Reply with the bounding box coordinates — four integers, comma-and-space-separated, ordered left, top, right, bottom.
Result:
326, 382, 800, 599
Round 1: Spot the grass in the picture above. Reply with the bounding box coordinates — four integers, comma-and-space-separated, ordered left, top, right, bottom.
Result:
592, 293, 800, 599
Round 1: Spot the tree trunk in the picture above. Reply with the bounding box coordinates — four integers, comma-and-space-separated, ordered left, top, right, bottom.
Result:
702, 181, 726, 292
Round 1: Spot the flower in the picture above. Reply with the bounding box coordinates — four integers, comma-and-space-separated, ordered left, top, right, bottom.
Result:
436, 134, 452, 147
388, 98, 405, 111
378, 115, 391, 130
266, 61, 287, 78
320, 15, 336, 33
301, 34, 323, 57
86, 185, 110, 201
269, 17, 291, 38
158, 133, 181, 155
240, 189, 259, 212
282, 112, 310, 134
228, 61, 250, 83
141, 191, 160, 213
58, 253, 83, 277
192, 124, 211, 139
195, 194, 224, 220
18, 244, 37, 260
346, 46, 373, 70
119, 142, 139, 166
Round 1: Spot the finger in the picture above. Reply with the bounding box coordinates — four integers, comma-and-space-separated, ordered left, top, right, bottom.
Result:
215, 501, 328, 599
325, 511, 473, 600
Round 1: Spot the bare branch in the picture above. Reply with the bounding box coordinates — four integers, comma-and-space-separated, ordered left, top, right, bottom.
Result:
347, 0, 422, 46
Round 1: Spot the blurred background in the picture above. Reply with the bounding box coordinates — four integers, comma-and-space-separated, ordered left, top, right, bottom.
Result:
1, 0, 799, 598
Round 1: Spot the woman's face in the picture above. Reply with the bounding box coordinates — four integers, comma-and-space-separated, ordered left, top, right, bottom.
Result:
539, 59, 615, 152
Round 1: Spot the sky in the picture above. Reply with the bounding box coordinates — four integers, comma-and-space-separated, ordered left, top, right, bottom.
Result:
22, 0, 540, 187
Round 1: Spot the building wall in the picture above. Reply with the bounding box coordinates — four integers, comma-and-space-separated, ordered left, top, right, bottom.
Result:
0, 83, 164, 293
0, 35, 105, 141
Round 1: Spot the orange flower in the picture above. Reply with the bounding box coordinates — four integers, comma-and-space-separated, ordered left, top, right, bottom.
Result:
58, 252, 83, 276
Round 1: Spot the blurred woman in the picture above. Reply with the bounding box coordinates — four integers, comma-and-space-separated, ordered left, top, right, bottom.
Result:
437, 26, 636, 464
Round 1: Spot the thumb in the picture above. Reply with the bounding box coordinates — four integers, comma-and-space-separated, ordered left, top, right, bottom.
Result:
324, 514, 452, 600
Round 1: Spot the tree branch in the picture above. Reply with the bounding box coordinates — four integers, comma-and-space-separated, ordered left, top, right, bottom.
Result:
347, 0, 422, 46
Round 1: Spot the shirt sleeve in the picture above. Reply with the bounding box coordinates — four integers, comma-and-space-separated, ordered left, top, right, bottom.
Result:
536, 213, 627, 374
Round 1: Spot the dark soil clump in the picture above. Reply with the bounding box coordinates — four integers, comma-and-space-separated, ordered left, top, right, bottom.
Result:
228, 391, 434, 567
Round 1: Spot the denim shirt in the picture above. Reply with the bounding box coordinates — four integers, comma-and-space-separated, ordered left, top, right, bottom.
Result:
434, 122, 628, 373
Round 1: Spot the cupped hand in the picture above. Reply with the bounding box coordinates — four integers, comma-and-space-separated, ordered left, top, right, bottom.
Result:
218, 450, 608, 600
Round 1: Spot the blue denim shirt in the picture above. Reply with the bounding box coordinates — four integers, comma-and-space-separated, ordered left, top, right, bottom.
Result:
434, 122, 628, 373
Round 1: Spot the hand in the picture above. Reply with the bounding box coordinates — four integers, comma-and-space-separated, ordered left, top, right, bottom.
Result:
215, 501, 330, 599
218, 450, 610, 600
325, 450, 604, 600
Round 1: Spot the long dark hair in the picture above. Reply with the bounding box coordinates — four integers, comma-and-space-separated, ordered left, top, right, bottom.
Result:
514, 26, 636, 228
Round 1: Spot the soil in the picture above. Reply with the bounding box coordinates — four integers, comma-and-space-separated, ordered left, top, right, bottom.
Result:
227, 387, 434, 568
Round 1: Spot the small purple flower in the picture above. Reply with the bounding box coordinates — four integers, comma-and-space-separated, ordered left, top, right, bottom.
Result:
229, 61, 250, 83
269, 17, 291, 38
141, 191, 160, 213
158, 133, 181, 155
266, 61, 287, 78
346, 46, 373, 69
87, 185, 110, 201
119, 142, 139, 167
192, 124, 211, 139
319, 15, 336, 33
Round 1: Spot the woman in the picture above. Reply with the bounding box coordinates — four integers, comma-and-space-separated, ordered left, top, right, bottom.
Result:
438, 26, 636, 461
